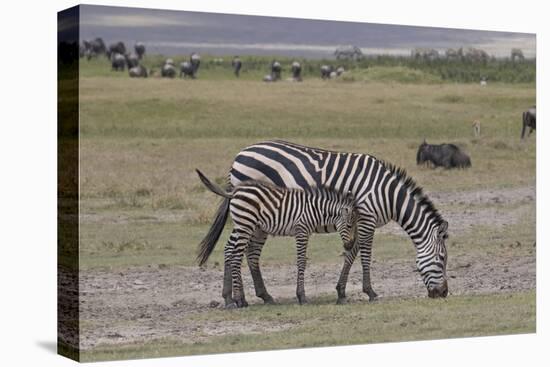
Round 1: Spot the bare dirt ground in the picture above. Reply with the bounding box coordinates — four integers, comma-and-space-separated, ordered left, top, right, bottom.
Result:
73, 185, 536, 350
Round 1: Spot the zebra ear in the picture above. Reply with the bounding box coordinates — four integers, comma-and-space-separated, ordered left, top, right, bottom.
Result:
438, 221, 448, 239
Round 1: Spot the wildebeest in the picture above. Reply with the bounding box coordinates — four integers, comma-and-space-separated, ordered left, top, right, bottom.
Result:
134, 42, 146, 59
271, 61, 282, 81
180, 61, 194, 78
129, 64, 148, 78
521, 107, 536, 139
190, 53, 201, 78
291, 61, 302, 81
161, 63, 176, 78
107, 41, 126, 58
417, 140, 471, 168
82, 37, 106, 59
110, 53, 126, 71
125, 53, 139, 69
320, 65, 333, 79
232, 56, 242, 77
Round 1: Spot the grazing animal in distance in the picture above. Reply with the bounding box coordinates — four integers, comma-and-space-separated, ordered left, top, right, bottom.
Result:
197, 140, 449, 306
321, 65, 333, 79
180, 61, 194, 78
291, 61, 302, 81
128, 65, 148, 78
134, 42, 146, 59
271, 61, 282, 81
417, 140, 471, 168
110, 53, 126, 71
196, 169, 357, 308
107, 41, 126, 59
232, 56, 242, 77
190, 53, 201, 78
125, 53, 139, 69
521, 107, 536, 139
472, 120, 481, 137
161, 62, 176, 78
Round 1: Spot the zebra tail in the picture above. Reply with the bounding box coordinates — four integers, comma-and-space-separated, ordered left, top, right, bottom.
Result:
196, 195, 230, 266
196, 169, 232, 199
195, 169, 232, 266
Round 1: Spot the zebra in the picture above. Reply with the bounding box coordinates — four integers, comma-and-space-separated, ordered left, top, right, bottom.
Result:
196, 169, 357, 308
197, 140, 449, 305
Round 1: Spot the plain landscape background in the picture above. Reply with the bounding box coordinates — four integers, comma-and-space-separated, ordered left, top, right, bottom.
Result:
1, 0, 548, 366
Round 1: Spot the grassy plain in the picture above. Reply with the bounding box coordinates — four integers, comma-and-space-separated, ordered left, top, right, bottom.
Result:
75, 57, 536, 360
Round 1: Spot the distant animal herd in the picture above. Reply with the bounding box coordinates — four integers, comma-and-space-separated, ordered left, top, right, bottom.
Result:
80, 38, 537, 143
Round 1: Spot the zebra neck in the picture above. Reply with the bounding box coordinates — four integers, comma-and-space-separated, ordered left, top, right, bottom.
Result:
393, 185, 436, 246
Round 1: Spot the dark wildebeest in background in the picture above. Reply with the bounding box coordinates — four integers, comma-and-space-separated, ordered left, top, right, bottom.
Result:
134, 42, 146, 59
107, 41, 126, 59
271, 61, 282, 81
111, 53, 126, 71
521, 107, 536, 139
417, 141, 471, 169
129, 65, 148, 78
82, 37, 106, 59
291, 61, 302, 81
161, 59, 176, 78
190, 53, 201, 78
232, 56, 242, 77
125, 53, 139, 69
180, 61, 194, 78
321, 64, 334, 79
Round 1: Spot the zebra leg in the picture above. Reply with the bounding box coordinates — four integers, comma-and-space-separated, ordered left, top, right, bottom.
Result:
295, 230, 309, 305
246, 230, 275, 304
222, 230, 238, 308
229, 231, 252, 308
335, 241, 359, 305
357, 214, 378, 302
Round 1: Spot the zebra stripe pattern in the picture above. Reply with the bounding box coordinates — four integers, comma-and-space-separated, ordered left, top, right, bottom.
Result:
210, 140, 448, 302
196, 169, 356, 307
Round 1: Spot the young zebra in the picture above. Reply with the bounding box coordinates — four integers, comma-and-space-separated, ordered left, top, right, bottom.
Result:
196, 169, 356, 308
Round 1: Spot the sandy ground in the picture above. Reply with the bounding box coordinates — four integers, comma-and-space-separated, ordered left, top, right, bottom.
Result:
71, 185, 536, 350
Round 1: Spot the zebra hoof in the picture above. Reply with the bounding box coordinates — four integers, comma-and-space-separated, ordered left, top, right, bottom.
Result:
297, 295, 307, 305
262, 295, 276, 305
368, 294, 379, 302
225, 302, 238, 310
336, 297, 347, 305
235, 299, 248, 308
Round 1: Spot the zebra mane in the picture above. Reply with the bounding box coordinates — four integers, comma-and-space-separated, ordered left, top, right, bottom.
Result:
381, 161, 444, 226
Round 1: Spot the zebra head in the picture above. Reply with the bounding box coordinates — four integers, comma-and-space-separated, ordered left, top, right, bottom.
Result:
335, 192, 356, 251
417, 220, 449, 298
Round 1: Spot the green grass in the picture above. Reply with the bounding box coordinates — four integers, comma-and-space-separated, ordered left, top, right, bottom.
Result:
80, 290, 535, 362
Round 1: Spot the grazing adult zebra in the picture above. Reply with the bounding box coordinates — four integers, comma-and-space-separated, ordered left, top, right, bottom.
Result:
196, 169, 357, 308
521, 107, 536, 139
197, 140, 449, 306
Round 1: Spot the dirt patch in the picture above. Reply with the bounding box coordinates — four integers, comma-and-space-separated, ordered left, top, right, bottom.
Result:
73, 248, 535, 350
